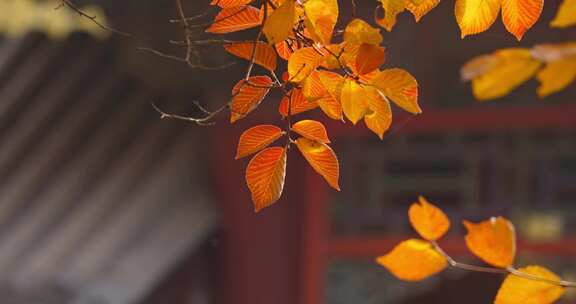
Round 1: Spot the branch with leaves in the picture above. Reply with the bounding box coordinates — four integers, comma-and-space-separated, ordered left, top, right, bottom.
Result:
376, 196, 576, 304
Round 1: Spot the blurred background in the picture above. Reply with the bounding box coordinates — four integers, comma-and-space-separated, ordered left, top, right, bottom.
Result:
0, 0, 574, 303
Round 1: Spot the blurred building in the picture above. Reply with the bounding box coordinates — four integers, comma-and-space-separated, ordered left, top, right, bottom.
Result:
0, 1, 574, 304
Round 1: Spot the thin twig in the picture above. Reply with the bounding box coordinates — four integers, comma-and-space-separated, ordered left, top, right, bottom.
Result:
59, 0, 132, 37
151, 101, 228, 126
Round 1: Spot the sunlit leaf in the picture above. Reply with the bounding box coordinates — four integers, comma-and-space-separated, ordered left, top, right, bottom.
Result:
468, 48, 541, 101
276, 40, 297, 60
375, 0, 406, 32
246, 147, 287, 212
292, 120, 331, 143
344, 19, 383, 46
455, 0, 501, 38
406, 0, 440, 22
263, 0, 296, 44
302, 70, 327, 102
495, 265, 565, 304
211, 0, 252, 8
224, 41, 278, 71
355, 44, 386, 75
501, 0, 543, 41
236, 125, 284, 159
376, 239, 447, 281
206, 5, 261, 34
230, 76, 273, 122
536, 58, 576, 97
364, 88, 392, 139
550, 0, 576, 28
409, 196, 450, 241
296, 137, 340, 190
279, 88, 319, 117
321, 43, 347, 70
463, 216, 516, 268
288, 47, 323, 83
317, 70, 345, 120
304, 0, 339, 45
371, 68, 421, 114
341, 79, 369, 125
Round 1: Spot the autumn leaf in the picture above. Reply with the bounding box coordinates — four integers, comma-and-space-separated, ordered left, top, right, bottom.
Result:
495, 266, 565, 304
302, 70, 326, 102
550, 0, 576, 28
321, 43, 347, 70
355, 44, 386, 75
406, 0, 440, 22
276, 40, 297, 60
364, 87, 392, 139
376, 239, 447, 281
303, 0, 339, 45
236, 125, 284, 159
466, 48, 541, 101
279, 88, 319, 117
455, 0, 501, 38
341, 79, 369, 124
317, 70, 345, 120
224, 41, 277, 71
288, 47, 323, 83
246, 147, 287, 212
230, 76, 273, 122
263, 0, 295, 44
344, 19, 383, 46
463, 217, 516, 268
501, 0, 543, 41
375, 0, 405, 32
296, 137, 340, 191
460, 54, 500, 81
206, 5, 261, 34
409, 196, 450, 241
292, 120, 331, 143
536, 58, 576, 97
211, 0, 253, 8
371, 68, 421, 114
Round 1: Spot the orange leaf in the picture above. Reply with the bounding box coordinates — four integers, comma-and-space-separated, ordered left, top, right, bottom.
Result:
495, 265, 565, 304
341, 79, 368, 124
224, 41, 277, 71
303, 0, 339, 45
296, 137, 340, 191
406, 0, 440, 22
279, 88, 319, 117
206, 6, 261, 34
371, 68, 421, 114
292, 120, 331, 143
463, 217, 516, 268
409, 196, 450, 241
230, 76, 273, 123
302, 70, 327, 102
317, 70, 344, 120
246, 147, 287, 212
263, 0, 296, 44
288, 47, 323, 83
364, 87, 392, 139
375, 0, 406, 32
355, 44, 386, 75
455, 0, 501, 38
236, 125, 284, 159
344, 19, 383, 46
376, 239, 447, 281
211, 0, 253, 8
501, 0, 543, 41
276, 40, 298, 60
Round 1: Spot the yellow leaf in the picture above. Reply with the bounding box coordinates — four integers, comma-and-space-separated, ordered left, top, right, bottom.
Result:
463, 216, 516, 268
550, 0, 576, 28
341, 79, 368, 124
375, 0, 406, 32
364, 87, 392, 139
317, 70, 345, 120
206, 5, 262, 34
536, 58, 576, 97
344, 19, 383, 46
263, 0, 295, 44
230, 76, 273, 122
296, 138, 340, 191
288, 47, 323, 83
237, 125, 284, 159
292, 120, 331, 143
495, 265, 565, 304
501, 0, 543, 41
302, 70, 326, 102
371, 68, 421, 114
406, 0, 440, 22
224, 41, 277, 71
246, 147, 287, 212
376, 239, 447, 281
304, 0, 339, 45
470, 48, 541, 101
355, 44, 386, 75
409, 196, 450, 241
321, 43, 347, 70
279, 88, 319, 117
455, 0, 501, 38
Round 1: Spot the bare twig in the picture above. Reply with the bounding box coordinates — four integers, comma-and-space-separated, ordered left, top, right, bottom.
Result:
151, 101, 228, 126
58, 0, 132, 37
